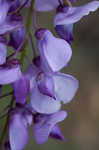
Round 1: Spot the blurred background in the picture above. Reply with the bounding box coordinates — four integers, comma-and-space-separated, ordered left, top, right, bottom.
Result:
1, 0, 99, 150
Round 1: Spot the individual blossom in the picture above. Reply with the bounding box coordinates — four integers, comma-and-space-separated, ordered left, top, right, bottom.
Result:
33, 110, 67, 144
24, 29, 78, 114
0, 59, 22, 85
9, 103, 33, 150
54, 1, 99, 43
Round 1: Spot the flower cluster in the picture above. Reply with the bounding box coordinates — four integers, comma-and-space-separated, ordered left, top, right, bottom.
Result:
0, 0, 99, 150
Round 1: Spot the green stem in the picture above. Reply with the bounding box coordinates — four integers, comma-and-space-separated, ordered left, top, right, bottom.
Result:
0, 96, 14, 149
20, 0, 34, 65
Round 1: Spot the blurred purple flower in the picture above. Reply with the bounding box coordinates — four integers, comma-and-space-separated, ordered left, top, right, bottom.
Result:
54, 1, 99, 43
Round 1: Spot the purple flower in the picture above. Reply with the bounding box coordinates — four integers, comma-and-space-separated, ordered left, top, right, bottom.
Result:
0, 60, 22, 85
8, 27, 26, 50
54, 1, 99, 43
25, 29, 78, 114
0, 13, 22, 35
9, 104, 33, 150
33, 110, 67, 144
36, 29, 72, 73
13, 75, 30, 104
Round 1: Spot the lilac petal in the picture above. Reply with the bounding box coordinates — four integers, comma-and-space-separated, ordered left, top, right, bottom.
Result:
0, 1, 9, 25
0, 43, 7, 65
34, 111, 67, 144
55, 24, 73, 44
9, 114, 28, 150
8, 27, 26, 50
24, 65, 37, 90
50, 125, 65, 141
31, 85, 61, 114
38, 30, 72, 73
13, 76, 30, 104
34, 0, 60, 12
0, 14, 22, 35
54, 1, 99, 26
37, 75, 56, 99
53, 73, 79, 104
0, 65, 22, 84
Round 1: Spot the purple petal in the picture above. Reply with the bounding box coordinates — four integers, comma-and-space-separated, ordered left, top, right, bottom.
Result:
13, 76, 30, 104
0, 43, 7, 65
37, 75, 56, 99
34, 0, 60, 12
50, 125, 65, 141
38, 30, 72, 73
34, 111, 67, 144
9, 114, 28, 150
24, 65, 37, 90
0, 14, 22, 35
0, 65, 22, 84
55, 24, 74, 43
0, 1, 9, 25
54, 1, 99, 26
31, 85, 61, 114
53, 73, 79, 103
8, 27, 26, 50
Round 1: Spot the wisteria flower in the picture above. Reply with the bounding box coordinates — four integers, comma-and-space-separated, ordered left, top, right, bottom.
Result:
33, 110, 67, 144
54, 1, 99, 43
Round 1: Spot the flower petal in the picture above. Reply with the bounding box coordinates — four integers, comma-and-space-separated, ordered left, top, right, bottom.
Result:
54, 1, 99, 26
34, 0, 60, 12
37, 75, 56, 99
55, 24, 73, 43
31, 85, 61, 114
34, 111, 67, 144
9, 114, 28, 150
0, 43, 7, 65
53, 73, 79, 103
8, 27, 26, 50
0, 65, 22, 84
13, 76, 30, 104
38, 30, 72, 73
50, 125, 65, 141
0, 1, 9, 25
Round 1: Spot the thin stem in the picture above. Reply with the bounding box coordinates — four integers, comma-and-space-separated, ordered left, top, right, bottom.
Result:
13, 39, 25, 58
29, 34, 37, 57
33, 11, 38, 31
8, 0, 29, 15
0, 91, 13, 100
20, 0, 34, 65
0, 95, 14, 149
